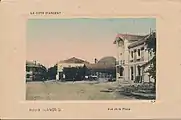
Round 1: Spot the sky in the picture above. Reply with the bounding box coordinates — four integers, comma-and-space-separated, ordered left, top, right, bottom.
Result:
26, 18, 156, 68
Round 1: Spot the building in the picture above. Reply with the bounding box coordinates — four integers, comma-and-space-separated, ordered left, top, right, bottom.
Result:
56, 57, 89, 81
85, 56, 116, 81
113, 32, 156, 85
26, 61, 47, 81
56, 56, 116, 81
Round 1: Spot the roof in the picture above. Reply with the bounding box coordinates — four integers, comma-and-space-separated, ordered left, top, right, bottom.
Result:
113, 33, 145, 44
85, 56, 116, 70
128, 32, 156, 48
98, 56, 116, 65
85, 63, 115, 70
26, 61, 34, 65
26, 61, 45, 68
58, 57, 89, 64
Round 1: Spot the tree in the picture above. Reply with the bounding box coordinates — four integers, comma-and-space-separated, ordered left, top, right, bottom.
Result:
47, 65, 57, 80
145, 32, 156, 84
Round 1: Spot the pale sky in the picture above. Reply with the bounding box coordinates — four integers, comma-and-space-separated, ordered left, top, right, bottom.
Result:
26, 18, 156, 68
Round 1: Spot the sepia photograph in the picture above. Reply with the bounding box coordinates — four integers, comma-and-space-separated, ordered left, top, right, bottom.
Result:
26, 18, 156, 100
2, 0, 181, 118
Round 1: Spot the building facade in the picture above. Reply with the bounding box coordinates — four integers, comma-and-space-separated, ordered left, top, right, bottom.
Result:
56, 57, 87, 81
56, 56, 116, 81
26, 61, 47, 81
85, 56, 116, 81
114, 32, 156, 85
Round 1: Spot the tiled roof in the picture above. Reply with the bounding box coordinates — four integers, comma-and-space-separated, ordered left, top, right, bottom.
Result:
85, 63, 115, 70
113, 34, 145, 44
85, 56, 116, 70
58, 57, 89, 64
57, 56, 116, 69
128, 32, 156, 48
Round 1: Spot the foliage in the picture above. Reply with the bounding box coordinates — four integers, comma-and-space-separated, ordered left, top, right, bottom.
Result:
47, 65, 57, 80
146, 56, 156, 80
146, 32, 156, 52
63, 66, 86, 81
145, 32, 156, 83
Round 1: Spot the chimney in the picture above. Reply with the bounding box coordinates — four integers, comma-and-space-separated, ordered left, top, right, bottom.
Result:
95, 58, 98, 64
34, 60, 36, 65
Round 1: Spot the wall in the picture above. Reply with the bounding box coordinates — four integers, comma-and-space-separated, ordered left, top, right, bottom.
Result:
116, 38, 155, 84
116, 39, 133, 82
117, 39, 124, 65
126, 42, 155, 83
57, 63, 85, 72
115, 39, 123, 82
56, 62, 85, 80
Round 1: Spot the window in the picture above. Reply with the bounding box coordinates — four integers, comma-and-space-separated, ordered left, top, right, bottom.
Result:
118, 42, 121, 47
130, 60, 133, 62
119, 67, 123, 76
131, 51, 133, 58
137, 66, 141, 76
131, 67, 134, 80
141, 48, 144, 61
138, 49, 141, 56
118, 40, 124, 47
26, 67, 30, 72
137, 59, 141, 62
118, 40, 123, 47
26, 74, 30, 78
116, 66, 120, 74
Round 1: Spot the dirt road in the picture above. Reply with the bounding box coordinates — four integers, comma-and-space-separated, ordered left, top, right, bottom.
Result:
26, 81, 136, 100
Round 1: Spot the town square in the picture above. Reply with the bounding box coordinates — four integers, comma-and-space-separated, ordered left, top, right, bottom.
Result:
26, 18, 156, 100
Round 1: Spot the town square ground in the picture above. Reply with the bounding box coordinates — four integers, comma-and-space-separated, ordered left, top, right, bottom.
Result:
26, 81, 138, 100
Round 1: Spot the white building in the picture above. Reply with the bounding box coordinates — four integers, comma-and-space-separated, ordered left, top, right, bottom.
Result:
56, 57, 88, 80
113, 32, 156, 85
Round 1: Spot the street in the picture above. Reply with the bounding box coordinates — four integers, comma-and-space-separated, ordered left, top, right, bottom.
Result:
26, 80, 137, 100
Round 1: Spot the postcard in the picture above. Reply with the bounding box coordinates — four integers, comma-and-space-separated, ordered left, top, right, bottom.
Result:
0, 0, 181, 119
